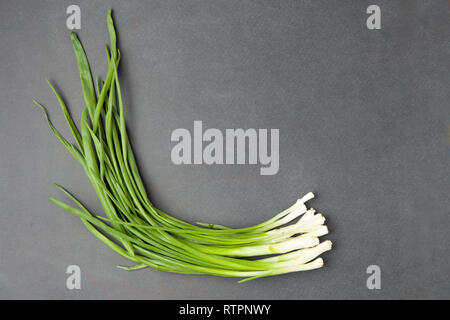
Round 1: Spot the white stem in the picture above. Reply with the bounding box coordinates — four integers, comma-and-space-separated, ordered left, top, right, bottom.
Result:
265, 214, 327, 244
269, 193, 314, 224
293, 240, 332, 265
270, 235, 319, 253
273, 257, 324, 274
299, 225, 329, 238
259, 239, 331, 263
297, 208, 316, 224
297, 192, 314, 204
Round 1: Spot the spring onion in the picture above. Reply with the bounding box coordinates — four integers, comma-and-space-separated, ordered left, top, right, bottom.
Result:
34, 9, 332, 282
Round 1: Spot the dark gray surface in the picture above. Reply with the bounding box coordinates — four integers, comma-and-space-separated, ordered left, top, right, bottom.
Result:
0, 0, 449, 299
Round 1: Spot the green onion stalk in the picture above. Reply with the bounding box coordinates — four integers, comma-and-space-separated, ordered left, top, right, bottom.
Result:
34, 9, 332, 282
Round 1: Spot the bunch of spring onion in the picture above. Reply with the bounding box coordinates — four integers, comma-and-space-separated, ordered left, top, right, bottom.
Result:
34, 9, 332, 282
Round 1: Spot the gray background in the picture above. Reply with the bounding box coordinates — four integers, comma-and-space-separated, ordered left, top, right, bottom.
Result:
0, 0, 449, 299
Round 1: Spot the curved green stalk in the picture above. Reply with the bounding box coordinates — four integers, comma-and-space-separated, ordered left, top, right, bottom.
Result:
35, 8, 332, 282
